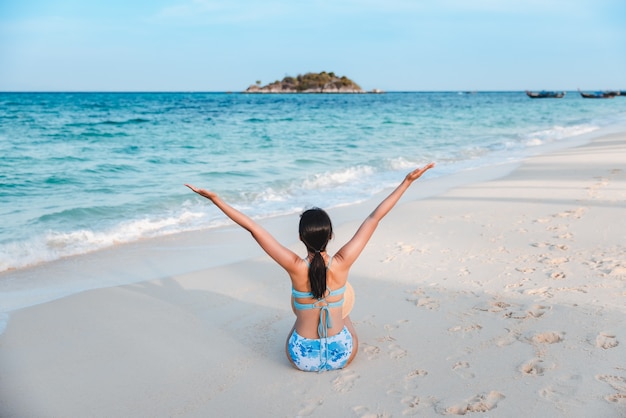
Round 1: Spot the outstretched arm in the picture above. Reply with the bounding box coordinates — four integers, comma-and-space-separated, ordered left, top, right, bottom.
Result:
185, 184, 301, 272
334, 162, 435, 268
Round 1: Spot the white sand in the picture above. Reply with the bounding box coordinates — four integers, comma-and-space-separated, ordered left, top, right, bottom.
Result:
1, 132, 625, 417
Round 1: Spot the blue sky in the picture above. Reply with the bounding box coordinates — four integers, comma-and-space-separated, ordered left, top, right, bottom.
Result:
1, 0, 624, 91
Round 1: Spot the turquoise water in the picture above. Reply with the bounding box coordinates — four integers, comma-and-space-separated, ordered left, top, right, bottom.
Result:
2, 91, 626, 271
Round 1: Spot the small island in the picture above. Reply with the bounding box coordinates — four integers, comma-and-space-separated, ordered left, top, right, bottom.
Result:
244, 71, 383, 94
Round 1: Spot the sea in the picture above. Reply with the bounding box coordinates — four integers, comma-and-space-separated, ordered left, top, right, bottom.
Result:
2, 91, 626, 274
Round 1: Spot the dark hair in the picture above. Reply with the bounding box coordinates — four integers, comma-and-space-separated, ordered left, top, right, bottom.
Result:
299, 208, 333, 299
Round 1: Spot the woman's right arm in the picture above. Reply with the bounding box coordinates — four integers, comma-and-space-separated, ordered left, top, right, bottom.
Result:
185, 184, 302, 273
334, 162, 435, 268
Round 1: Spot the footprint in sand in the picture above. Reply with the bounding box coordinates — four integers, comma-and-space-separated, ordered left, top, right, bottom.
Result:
376, 335, 397, 343
552, 244, 569, 251
400, 395, 436, 416
443, 391, 505, 415
585, 257, 626, 278
457, 267, 470, 277
384, 320, 409, 333
596, 375, 626, 392
474, 300, 511, 313
362, 343, 381, 360
527, 304, 550, 318
388, 344, 407, 359
605, 393, 626, 404
502, 303, 549, 320
595, 332, 619, 349
524, 287, 554, 298
406, 368, 428, 379
596, 375, 626, 404
546, 224, 568, 232
588, 177, 610, 198
408, 296, 440, 310
531, 242, 569, 251
495, 329, 521, 347
448, 323, 482, 333
539, 375, 582, 405
452, 361, 475, 379
505, 278, 530, 289
296, 398, 324, 416
332, 369, 359, 393
540, 256, 569, 266
550, 271, 566, 280
382, 242, 419, 263
292, 388, 323, 416
520, 358, 545, 376
351, 405, 391, 418
406, 289, 441, 310
400, 395, 422, 416
554, 207, 587, 219
607, 263, 626, 278
387, 371, 433, 416
531, 331, 564, 344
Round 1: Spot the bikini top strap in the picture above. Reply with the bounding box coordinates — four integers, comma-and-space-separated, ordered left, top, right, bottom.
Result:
291, 283, 347, 310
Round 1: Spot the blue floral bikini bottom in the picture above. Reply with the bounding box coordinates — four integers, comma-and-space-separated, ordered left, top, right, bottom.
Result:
287, 326, 353, 372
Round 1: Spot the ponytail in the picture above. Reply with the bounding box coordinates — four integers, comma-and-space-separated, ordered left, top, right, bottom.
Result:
308, 250, 327, 299
299, 208, 333, 300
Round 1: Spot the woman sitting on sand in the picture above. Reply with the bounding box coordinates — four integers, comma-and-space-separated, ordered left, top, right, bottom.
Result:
185, 162, 434, 372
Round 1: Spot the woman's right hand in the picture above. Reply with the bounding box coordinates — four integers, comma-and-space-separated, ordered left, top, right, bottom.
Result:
185, 184, 217, 200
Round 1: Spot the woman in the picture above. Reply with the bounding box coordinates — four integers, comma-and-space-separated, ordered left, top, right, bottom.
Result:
185, 162, 435, 371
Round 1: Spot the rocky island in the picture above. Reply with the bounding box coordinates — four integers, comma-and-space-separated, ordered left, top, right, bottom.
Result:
244, 71, 382, 94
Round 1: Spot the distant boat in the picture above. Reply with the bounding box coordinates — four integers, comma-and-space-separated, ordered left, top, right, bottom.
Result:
525, 90, 565, 99
578, 89, 618, 99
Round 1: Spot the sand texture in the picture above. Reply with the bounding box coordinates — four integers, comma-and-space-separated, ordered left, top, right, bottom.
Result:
1, 133, 625, 417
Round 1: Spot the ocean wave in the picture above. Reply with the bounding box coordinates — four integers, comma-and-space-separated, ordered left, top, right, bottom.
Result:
523, 124, 598, 145
79, 131, 129, 138
43, 175, 84, 186
82, 163, 142, 175
302, 165, 376, 190
0, 209, 207, 272
102, 118, 152, 125
67, 118, 151, 128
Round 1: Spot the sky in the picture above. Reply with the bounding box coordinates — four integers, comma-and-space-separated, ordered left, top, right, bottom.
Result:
1, 0, 625, 92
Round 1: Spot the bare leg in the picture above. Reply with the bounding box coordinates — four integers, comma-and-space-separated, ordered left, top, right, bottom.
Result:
344, 315, 359, 366
285, 324, 300, 370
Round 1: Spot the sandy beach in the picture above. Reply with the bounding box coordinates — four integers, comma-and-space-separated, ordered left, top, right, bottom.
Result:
1, 131, 625, 417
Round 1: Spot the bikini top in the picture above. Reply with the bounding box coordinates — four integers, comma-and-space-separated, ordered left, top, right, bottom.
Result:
292, 256, 346, 339
291, 285, 346, 310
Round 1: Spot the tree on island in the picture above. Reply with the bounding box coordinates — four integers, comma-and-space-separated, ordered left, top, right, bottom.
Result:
245, 71, 371, 93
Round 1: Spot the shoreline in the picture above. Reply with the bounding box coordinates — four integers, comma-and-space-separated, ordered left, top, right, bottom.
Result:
0, 124, 614, 316
1, 127, 625, 416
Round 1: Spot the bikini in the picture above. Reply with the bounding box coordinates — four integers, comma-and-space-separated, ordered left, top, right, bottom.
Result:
288, 256, 354, 372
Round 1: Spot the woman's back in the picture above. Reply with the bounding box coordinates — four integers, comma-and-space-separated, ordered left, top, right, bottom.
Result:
290, 255, 347, 339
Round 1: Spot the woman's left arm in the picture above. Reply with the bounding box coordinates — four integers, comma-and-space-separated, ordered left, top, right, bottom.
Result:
185, 184, 301, 272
